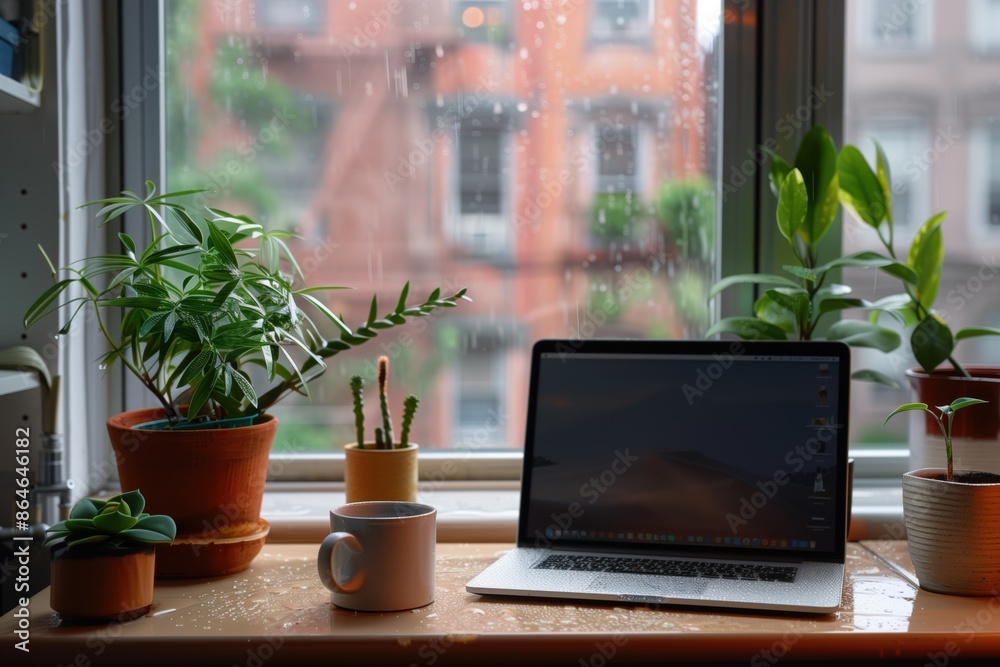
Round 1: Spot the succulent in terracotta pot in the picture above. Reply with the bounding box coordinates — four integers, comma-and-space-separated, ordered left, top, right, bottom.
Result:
44, 490, 176, 622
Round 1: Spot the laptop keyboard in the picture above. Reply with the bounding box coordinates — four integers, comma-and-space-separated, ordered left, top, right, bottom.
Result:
535, 554, 798, 583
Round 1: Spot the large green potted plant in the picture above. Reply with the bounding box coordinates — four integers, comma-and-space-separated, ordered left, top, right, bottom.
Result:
344, 355, 421, 503
884, 399, 1000, 595
708, 125, 913, 385
24, 183, 469, 575
836, 142, 1000, 472
44, 489, 176, 621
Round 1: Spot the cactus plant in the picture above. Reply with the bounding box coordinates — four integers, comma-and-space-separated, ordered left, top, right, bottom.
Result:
350, 375, 365, 448
351, 356, 419, 449
377, 356, 394, 447
400, 395, 419, 448
44, 489, 176, 550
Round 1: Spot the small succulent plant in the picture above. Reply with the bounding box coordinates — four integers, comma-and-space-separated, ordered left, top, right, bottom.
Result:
43, 489, 177, 550
350, 356, 419, 449
884, 398, 989, 482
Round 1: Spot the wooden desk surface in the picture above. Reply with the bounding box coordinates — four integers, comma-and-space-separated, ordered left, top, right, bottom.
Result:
3, 542, 1000, 666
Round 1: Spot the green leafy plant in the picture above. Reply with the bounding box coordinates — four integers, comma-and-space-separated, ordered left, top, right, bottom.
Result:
884, 398, 989, 481
837, 144, 1000, 376
23, 183, 470, 426
591, 192, 642, 240
43, 490, 176, 550
653, 176, 716, 263
708, 125, 910, 385
350, 355, 419, 449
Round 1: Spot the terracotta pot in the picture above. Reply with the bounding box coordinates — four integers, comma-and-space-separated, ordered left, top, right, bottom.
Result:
107, 407, 277, 536
344, 443, 419, 503
155, 519, 270, 579
906, 367, 1000, 473
902, 468, 1000, 595
50, 544, 155, 622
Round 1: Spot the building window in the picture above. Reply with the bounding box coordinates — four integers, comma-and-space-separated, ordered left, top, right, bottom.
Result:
855, 0, 934, 53
969, 0, 1000, 54
591, 118, 644, 242
452, 326, 507, 447
596, 119, 640, 195
450, 116, 511, 256
968, 121, 1000, 239
589, 0, 653, 45
255, 0, 323, 31
453, 0, 511, 45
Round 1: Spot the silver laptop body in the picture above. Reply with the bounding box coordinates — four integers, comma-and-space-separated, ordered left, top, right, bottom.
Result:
466, 339, 850, 614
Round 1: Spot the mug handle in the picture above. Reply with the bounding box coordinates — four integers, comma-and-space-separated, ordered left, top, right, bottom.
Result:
317, 532, 365, 594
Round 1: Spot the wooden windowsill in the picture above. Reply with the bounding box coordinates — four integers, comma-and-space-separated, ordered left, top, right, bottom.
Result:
4, 540, 1000, 666
261, 478, 904, 544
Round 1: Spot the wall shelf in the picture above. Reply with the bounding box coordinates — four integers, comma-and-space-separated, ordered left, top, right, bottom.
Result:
0, 369, 40, 397
0, 72, 40, 112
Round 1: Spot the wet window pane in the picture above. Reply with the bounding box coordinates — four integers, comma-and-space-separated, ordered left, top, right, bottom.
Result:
844, 0, 1000, 447
164, 0, 722, 452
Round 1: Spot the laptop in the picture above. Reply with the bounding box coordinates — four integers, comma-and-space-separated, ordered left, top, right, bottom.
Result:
466, 339, 850, 614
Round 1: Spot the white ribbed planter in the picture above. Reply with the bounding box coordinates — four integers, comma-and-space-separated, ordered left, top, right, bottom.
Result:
902, 468, 1000, 596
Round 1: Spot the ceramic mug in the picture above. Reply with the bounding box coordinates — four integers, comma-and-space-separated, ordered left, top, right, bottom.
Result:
316, 501, 436, 611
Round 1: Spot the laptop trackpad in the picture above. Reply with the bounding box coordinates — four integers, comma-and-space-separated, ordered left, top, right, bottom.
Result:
587, 575, 708, 597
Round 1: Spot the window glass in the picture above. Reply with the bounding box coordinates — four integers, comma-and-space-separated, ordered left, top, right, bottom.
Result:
164, 0, 722, 453
590, 0, 653, 44
969, 0, 1000, 54
256, 0, 323, 30
854, 0, 933, 53
844, 0, 1000, 447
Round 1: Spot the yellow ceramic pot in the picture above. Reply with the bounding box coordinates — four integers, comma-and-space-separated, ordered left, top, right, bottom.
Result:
343, 443, 419, 503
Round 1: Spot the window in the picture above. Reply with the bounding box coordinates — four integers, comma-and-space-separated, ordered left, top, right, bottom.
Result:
589, 0, 653, 45
969, 0, 1000, 54
596, 118, 640, 195
968, 121, 1000, 240
855, 0, 933, 53
844, 0, 1000, 449
255, 0, 324, 31
591, 115, 644, 243
159, 0, 725, 462
450, 113, 512, 256
452, 323, 508, 447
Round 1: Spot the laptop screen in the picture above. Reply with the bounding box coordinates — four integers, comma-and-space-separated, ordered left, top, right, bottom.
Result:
519, 339, 850, 561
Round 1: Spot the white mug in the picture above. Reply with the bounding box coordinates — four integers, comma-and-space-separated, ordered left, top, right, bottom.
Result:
317, 501, 436, 611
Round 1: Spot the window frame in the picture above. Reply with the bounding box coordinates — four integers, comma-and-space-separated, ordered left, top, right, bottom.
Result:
107, 0, 901, 483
